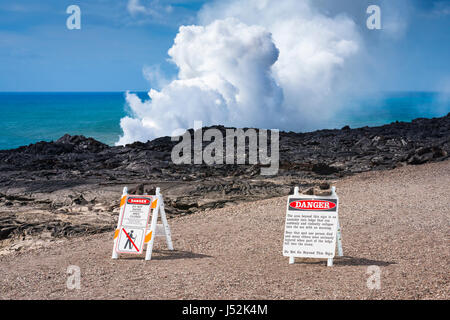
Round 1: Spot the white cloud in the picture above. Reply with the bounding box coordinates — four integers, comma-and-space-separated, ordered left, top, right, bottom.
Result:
117, 17, 281, 144
126, 0, 175, 19
117, 0, 363, 145
127, 0, 147, 15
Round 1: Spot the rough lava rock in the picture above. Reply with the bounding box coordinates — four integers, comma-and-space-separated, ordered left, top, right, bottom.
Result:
0, 113, 449, 245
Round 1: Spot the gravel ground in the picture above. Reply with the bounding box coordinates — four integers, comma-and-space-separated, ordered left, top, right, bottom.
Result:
0, 161, 448, 300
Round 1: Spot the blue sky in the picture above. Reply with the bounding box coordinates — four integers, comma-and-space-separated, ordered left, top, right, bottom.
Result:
0, 0, 449, 92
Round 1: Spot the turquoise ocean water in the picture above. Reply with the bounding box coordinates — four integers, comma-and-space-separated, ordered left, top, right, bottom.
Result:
0, 91, 448, 150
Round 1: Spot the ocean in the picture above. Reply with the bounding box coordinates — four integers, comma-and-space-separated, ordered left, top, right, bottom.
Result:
0, 91, 448, 150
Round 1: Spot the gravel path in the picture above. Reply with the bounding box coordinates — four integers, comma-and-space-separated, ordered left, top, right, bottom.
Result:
0, 161, 449, 300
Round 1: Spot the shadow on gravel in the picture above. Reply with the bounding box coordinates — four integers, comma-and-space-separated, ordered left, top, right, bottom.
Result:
151, 250, 212, 261
120, 250, 212, 261
334, 256, 396, 266
291, 256, 395, 266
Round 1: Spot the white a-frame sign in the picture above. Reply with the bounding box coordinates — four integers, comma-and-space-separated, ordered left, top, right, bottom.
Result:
112, 186, 173, 260
283, 186, 343, 267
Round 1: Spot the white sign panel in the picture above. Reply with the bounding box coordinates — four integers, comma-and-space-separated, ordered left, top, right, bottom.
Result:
283, 195, 339, 259
115, 196, 153, 254
122, 197, 152, 228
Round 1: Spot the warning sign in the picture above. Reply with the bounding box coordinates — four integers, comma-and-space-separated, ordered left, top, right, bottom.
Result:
112, 187, 174, 260
283, 195, 339, 259
115, 196, 153, 254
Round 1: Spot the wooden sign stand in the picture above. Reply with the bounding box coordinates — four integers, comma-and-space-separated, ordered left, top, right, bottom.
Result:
112, 186, 174, 260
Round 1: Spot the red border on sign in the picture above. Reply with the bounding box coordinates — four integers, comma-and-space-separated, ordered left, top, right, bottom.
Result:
115, 195, 154, 255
